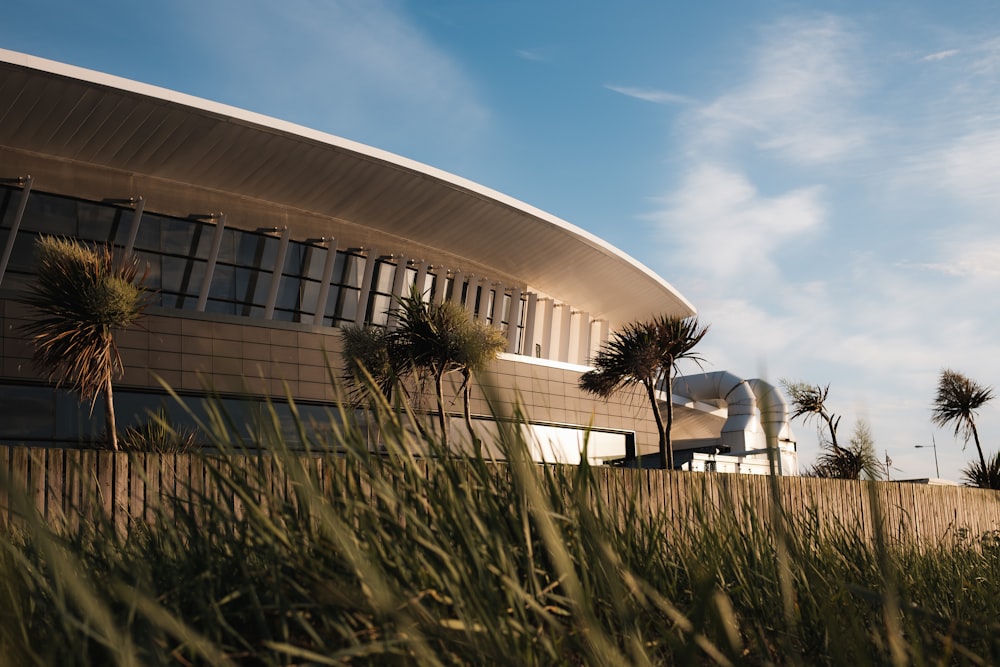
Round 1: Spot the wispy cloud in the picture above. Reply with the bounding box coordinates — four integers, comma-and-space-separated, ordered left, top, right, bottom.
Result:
516, 48, 548, 62
605, 85, 695, 105
920, 49, 959, 61
653, 163, 825, 282
692, 14, 873, 165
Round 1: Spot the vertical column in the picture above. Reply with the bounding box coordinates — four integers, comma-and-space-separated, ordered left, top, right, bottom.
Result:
594, 319, 609, 357
537, 298, 554, 359
556, 303, 572, 362
122, 196, 145, 258
477, 283, 493, 322
0, 175, 33, 289
263, 227, 291, 319
196, 213, 226, 312
520, 292, 538, 356
575, 311, 592, 365
433, 269, 449, 304
505, 286, 522, 353
385, 254, 410, 329
413, 260, 429, 300
312, 237, 338, 326
464, 276, 479, 314
449, 270, 465, 305
353, 246, 379, 324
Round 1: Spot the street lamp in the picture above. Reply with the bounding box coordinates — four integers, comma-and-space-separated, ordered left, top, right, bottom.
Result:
915, 435, 940, 478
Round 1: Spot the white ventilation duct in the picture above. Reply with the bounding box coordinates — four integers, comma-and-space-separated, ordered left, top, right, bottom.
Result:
670, 371, 766, 452
746, 379, 797, 453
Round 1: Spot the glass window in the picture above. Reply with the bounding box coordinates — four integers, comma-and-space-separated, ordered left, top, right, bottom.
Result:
0, 384, 56, 440
76, 200, 120, 243
21, 192, 78, 235
236, 230, 278, 268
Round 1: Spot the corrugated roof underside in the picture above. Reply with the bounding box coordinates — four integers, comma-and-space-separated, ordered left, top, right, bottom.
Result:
0, 58, 695, 327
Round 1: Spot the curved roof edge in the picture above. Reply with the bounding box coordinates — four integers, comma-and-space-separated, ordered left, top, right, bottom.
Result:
0, 49, 696, 325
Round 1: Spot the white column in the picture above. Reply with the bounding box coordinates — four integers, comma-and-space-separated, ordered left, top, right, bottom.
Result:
312, 237, 338, 325
122, 196, 145, 258
0, 175, 32, 288
449, 270, 465, 305
386, 254, 410, 329
413, 260, 429, 301
464, 276, 479, 314
263, 227, 291, 319
556, 303, 572, 362
196, 213, 226, 312
479, 283, 496, 323
537, 298, 554, 359
575, 311, 592, 365
433, 269, 448, 304
594, 319, 609, 357
505, 286, 522, 353
520, 292, 538, 357
353, 246, 379, 324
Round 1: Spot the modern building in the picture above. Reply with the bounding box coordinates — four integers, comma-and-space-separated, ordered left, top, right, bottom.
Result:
0, 50, 797, 473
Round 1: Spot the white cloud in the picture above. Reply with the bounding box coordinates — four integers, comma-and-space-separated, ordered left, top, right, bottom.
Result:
920, 49, 959, 62
653, 163, 825, 281
605, 85, 695, 105
693, 14, 873, 165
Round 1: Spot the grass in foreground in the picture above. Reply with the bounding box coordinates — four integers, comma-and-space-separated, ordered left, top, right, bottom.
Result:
1, 389, 999, 666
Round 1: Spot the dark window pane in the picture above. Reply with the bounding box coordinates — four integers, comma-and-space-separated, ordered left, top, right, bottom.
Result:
0, 384, 55, 439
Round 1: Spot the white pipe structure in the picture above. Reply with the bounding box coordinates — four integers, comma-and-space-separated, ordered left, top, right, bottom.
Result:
746, 379, 797, 452
671, 371, 766, 453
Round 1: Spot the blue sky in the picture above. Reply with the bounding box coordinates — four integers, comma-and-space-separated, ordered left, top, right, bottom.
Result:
5, 0, 1000, 480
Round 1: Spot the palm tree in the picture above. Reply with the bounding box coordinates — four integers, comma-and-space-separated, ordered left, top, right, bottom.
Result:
932, 369, 994, 473
393, 288, 506, 448
580, 315, 708, 469
21, 236, 148, 451
341, 323, 403, 406
807, 417, 883, 480
781, 381, 842, 451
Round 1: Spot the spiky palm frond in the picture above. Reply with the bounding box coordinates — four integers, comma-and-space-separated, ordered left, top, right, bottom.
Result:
781, 380, 842, 451
341, 324, 404, 406
932, 368, 994, 473
20, 236, 148, 451
21, 237, 147, 407
579, 315, 708, 468
931, 369, 993, 444
348, 287, 507, 447
962, 452, 1000, 490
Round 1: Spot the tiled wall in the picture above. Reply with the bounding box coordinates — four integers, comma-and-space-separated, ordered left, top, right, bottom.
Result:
2, 303, 659, 450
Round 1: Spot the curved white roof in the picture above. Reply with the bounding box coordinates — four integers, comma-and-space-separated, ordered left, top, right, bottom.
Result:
0, 49, 695, 328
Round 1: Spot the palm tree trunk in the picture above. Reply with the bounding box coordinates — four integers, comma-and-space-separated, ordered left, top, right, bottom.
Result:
460, 369, 481, 456
645, 379, 668, 469
972, 421, 988, 472
435, 367, 448, 448
105, 371, 119, 452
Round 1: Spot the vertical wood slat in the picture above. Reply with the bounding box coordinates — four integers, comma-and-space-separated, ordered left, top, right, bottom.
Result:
4, 448, 1000, 548
114, 452, 130, 538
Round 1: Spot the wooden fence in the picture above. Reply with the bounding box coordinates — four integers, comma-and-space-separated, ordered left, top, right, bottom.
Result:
1, 445, 999, 547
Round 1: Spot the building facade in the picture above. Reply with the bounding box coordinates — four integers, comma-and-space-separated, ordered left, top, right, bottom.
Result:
0, 50, 796, 471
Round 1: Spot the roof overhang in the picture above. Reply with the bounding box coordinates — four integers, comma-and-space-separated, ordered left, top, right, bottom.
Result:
0, 49, 695, 329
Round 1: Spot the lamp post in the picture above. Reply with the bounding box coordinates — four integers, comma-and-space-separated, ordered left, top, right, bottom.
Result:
915, 435, 940, 478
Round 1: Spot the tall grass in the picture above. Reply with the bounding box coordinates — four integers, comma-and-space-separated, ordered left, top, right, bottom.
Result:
1, 383, 999, 665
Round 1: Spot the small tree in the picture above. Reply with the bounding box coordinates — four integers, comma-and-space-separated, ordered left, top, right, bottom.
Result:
341, 324, 403, 406
391, 288, 506, 448
580, 315, 708, 469
808, 417, 882, 480
21, 236, 148, 451
931, 369, 994, 473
